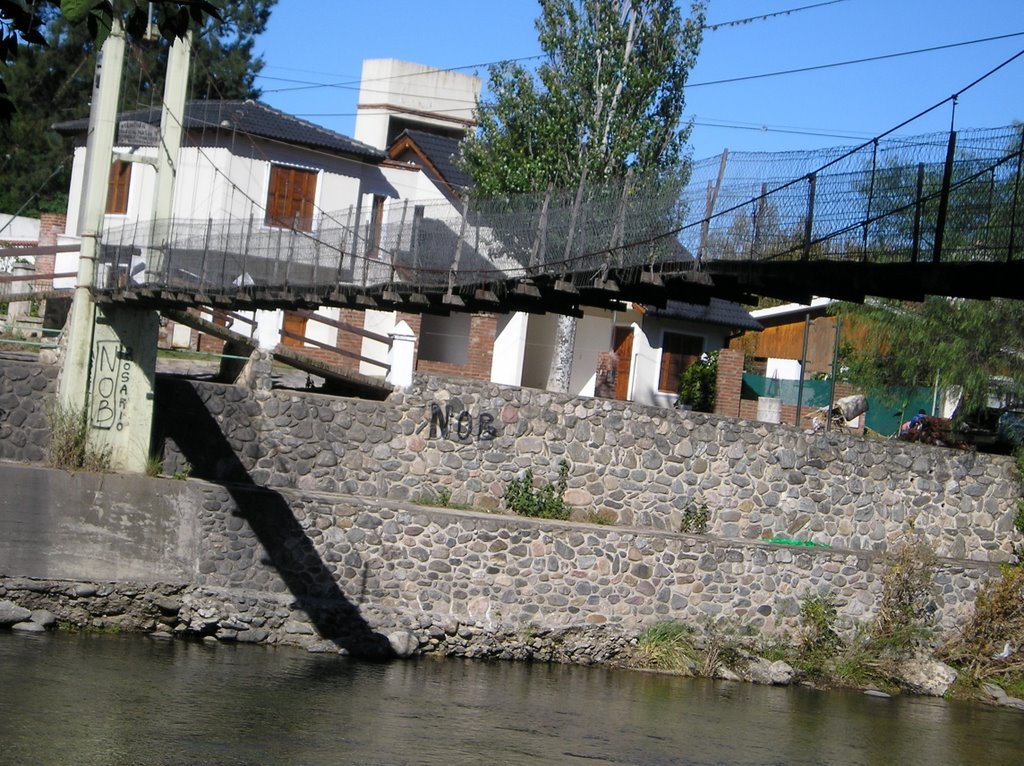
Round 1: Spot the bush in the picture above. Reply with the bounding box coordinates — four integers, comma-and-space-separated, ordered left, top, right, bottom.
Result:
46, 401, 110, 472
677, 351, 718, 412
679, 495, 710, 534
873, 536, 938, 651
633, 621, 698, 673
504, 459, 571, 520
797, 594, 842, 670
942, 564, 1024, 679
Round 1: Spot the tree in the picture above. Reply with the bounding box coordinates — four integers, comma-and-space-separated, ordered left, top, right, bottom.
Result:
0, 1, 273, 216
461, 0, 706, 393
835, 297, 1024, 426
836, 128, 1024, 426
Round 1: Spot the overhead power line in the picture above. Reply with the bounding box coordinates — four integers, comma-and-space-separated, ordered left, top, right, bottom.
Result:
689, 31, 1024, 87
705, 0, 851, 32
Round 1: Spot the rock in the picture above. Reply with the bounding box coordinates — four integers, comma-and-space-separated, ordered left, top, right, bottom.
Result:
714, 666, 743, 682
745, 658, 796, 685
74, 584, 98, 597
12, 621, 46, 633
388, 629, 419, 658
864, 689, 892, 699
893, 658, 958, 697
0, 600, 32, 626
982, 682, 1009, 702
30, 609, 57, 629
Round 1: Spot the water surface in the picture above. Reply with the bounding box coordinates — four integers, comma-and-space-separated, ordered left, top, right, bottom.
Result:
1, 632, 1020, 765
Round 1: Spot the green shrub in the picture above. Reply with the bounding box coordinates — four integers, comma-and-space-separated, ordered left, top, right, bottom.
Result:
679, 495, 710, 534
677, 351, 718, 412
504, 459, 570, 520
873, 537, 938, 651
633, 621, 698, 673
796, 593, 842, 672
46, 401, 111, 472
942, 564, 1024, 680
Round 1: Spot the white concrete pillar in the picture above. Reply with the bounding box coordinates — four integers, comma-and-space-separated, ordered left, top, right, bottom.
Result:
387, 320, 416, 388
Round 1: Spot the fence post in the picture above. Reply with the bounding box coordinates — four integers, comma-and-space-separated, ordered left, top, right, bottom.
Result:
911, 163, 925, 264
802, 173, 816, 262
932, 129, 958, 263
529, 183, 553, 273
1007, 127, 1024, 262
861, 140, 878, 262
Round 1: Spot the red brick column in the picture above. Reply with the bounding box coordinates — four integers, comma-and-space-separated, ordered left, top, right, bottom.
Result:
714, 348, 744, 417
34, 212, 67, 288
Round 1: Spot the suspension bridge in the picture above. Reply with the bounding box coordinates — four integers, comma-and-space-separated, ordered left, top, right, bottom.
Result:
82, 125, 1024, 317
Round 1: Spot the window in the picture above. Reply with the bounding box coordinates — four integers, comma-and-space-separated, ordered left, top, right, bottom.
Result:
265, 164, 318, 231
418, 313, 470, 365
106, 160, 132, 214
658, 332, 703, 392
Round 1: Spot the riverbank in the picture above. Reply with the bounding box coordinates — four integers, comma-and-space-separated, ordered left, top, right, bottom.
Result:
1, 461, 1021, 712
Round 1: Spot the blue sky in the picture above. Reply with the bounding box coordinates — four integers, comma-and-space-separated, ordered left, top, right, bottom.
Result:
254, 1, 1024, 161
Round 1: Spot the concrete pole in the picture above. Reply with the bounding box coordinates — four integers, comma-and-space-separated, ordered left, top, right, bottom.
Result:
58, 22, 126, 410
147, 32, 191, 283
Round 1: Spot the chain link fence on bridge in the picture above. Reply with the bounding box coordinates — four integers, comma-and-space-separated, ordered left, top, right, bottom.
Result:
95, 126, 1023, 298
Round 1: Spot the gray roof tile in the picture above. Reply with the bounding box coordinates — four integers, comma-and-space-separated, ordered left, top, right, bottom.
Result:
53, 100, 386, 162
645, 298, 762, 331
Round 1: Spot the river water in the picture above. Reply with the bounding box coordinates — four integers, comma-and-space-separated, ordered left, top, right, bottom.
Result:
1, 631, 1021, 766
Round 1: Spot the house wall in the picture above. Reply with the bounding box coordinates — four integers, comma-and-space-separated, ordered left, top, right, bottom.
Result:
490, 312, 529, 385
632, 315, 729, 408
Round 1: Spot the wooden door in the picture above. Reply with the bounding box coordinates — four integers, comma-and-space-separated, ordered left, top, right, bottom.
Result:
282, 311, 308, 347
613, 326, 633, 401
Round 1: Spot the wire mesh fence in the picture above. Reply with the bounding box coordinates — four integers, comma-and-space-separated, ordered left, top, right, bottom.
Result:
95, 125, 1024, 297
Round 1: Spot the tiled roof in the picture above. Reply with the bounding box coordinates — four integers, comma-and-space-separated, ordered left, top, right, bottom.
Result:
645, 298, 763, 331
395, 129, 472, 190
52, 100, 386, 161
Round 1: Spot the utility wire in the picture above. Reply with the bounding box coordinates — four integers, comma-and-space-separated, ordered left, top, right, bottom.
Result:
705, 0, 850, 31
689, 31, 1024, 87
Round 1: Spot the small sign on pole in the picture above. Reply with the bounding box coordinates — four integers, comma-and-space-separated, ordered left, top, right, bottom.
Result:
117, 120, 160, 147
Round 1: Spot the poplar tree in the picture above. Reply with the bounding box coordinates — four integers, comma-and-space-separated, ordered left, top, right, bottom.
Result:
461, 0, 706, 393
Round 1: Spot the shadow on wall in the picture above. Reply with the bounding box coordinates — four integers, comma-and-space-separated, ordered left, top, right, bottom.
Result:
152, 378, 390, 658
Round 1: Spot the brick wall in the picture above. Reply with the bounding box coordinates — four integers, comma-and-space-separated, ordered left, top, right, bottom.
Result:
33, 213, 66, 290
717, 347, 864, 431
714, 348, 744, 417
399, 311, 496, 381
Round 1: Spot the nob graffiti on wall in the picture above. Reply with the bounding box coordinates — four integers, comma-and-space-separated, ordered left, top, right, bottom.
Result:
418, 403, 499, 442
90, 341, 133, 431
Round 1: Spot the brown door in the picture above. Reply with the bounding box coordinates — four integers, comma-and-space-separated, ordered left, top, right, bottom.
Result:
282, 311, 307, 347
613, 326, 633, 401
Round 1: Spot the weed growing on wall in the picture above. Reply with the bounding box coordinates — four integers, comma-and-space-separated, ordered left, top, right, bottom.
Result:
872, 536, 938, 651
679, 495, 710, 534
796, 594, 842, 672
942, 564, 1024, 681
503, 459, 571, 520
46, 401, 110, 472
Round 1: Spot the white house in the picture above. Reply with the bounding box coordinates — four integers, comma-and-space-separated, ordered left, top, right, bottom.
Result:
52, 98, 399, 353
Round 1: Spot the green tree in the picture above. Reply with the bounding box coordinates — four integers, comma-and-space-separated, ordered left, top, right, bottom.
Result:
835, 297, 1024, 424
0, 0, 274, 216
836, 129, 1024, 425
463, 0, 706, 196
461, 0, 706, 392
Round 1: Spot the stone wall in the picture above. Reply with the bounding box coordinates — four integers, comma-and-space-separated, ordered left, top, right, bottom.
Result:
153, 372, 1022, 564
0, 465, 1002, 659
0, 358, 56, 464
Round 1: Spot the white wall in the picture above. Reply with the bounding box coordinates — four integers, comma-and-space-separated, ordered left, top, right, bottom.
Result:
491, 312, 528, 385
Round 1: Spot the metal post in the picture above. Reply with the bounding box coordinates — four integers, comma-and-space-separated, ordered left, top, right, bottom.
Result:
826, 317, 842, 433
795, 311, 811, 427
862, 140, 878, 262
911, 163, 925, 264
932, 129, 958, 263
1007, 127, 1024, 262
752, 182, 768, 259
802, 173, 817, 262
